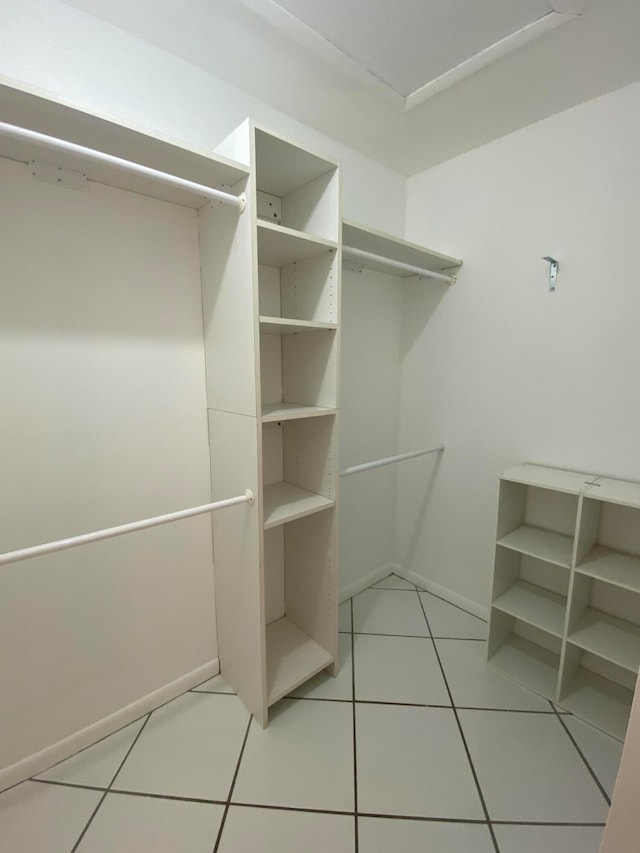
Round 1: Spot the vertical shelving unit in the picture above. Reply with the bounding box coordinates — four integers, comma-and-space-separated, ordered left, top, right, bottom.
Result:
488, 465, 640, 739
202, 120, 341, 726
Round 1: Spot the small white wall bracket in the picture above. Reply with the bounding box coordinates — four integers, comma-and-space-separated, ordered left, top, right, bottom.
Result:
30, 159, 87, 191
542, 256, 559, 292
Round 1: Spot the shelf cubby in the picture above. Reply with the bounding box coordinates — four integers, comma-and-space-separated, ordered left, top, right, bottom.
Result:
488, 613, 561, 698
497, 525, 574, 568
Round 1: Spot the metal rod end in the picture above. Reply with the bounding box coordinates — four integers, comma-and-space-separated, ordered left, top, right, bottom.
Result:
245, 489, 255, 504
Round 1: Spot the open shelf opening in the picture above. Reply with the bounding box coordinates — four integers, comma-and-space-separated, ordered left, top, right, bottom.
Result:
492, 550, 568, 637
576, 496, 640, 593
488, 614, 561, 698
258, 244, 338, 326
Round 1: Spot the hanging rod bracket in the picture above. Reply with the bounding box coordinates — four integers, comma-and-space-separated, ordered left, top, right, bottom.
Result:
31, 159, 87, 192
542, 256, 559, 292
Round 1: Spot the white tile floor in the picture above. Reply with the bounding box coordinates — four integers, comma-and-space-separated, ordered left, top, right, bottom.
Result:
0, 574, 622, 852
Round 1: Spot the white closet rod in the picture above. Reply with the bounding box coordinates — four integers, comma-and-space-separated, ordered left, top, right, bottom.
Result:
340, 446, 444, 477
0, 490, 255, 567
343, 246, 455, 283
0, 121, 246, 211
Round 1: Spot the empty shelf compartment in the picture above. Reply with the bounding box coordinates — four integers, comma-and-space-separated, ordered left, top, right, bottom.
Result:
577, 546, 640, 594
560, 668, 633, 741
568, 609, 640, 672
492, 581, 566, 637
257, 220, 336, 267
497, 525, 573, 568
489, 634, 560, 699
263, 482, 334, 529
266, 616, 334, 706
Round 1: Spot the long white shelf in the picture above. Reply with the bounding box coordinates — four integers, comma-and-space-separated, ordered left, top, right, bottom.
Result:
577, 546, 640, 594
260, 316, 337, 335
560, 669, 633, 741
261, 403, 336, 423
586, 478, 640, 510
569, 609, 640, 672
266, 616, 334, 706
492, 581, 566, 637
497, 524, 574, 568
500, 465, 592, 495
263, 482, 335, 529
489, 635, 560, 699
257, 220, 337, 267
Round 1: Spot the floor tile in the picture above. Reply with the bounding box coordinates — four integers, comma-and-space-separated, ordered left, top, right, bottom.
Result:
290, 633, 352, 700
0, 781, 101, 852
112, 692, 249, 800
436, 639, 551, 711
458, 710, 610, 822
371, 574, 416, 591
338, 600, 352, 632
353, 589, 428, 636
36, 718, 147, 788
356, 704, 484, 819
562, 715, 623, 797
418, 593, 487, 639
493, 824, 605, 853
232, 698, 354, 812
359, 817, 494, 852
219, 805, 354, 852
75, 792, 224, 852
192, 674, 235, 694
354, 634, 449, 705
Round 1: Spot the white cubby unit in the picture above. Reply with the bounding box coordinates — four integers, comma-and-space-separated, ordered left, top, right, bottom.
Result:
204, 121, 341, 727
488, 464, 640, 739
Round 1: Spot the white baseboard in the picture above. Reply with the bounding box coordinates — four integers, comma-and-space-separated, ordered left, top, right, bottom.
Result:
0, 658, 220, 793
339, 562, 396, 602
393, 566, 489, 620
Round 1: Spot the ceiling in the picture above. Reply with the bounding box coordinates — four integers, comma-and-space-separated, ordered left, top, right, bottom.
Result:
59, 0, 640, 175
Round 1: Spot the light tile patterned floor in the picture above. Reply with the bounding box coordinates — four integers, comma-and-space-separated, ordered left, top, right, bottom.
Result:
0, 575, 621, 852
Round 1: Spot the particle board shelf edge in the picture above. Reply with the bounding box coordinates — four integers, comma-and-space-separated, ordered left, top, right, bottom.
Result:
259, 316, 338, 335
261, 403, 337, 423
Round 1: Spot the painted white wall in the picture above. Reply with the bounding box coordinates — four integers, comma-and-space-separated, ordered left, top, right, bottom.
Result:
0, 158, 216, 770
0, 0, 405, 234
398, 80, 640, 610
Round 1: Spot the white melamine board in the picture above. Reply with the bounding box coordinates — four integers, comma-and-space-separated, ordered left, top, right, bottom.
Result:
574, 495, 602, 565
261, 424, 284, 486
520, 555, 570, 598
599, 503, 640, 558
0, 83, 247, 208
283, 416, 337, 499
577, 547, 640, 594
263, 482, 335, 529
569, 612, 640, 672
497, 525, 574, 568
495, 480, 526, 541
281, 169, 339, 242
262, 403, 337, 422
214, 118, 252, 168
209, 410, 267, 727
524, 486, 579, 537
500, 465, 593, 494
589, 478, 640, 510
590, 580, 640, 626
259, 334, 283, 406
260, 317, 337, 334
342, 219, 461, 275
258, 265, 281, 316
489, 635, 560, 699
492, 582, 567, 637
265, 615, 334, 705
257, 220, 337, 267
285, 510, 338, 671
0, 156, 216, 767
200, 176, 259, 417
560, 670, 633, 741
264, 527, 286, 626
280, 250, 339, 324
255, 126, 338, 198
515, 620, 563, 655
282, 330, 338, 409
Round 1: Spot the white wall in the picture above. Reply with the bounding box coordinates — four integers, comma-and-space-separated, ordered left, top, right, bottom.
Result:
398, 80, 640, 610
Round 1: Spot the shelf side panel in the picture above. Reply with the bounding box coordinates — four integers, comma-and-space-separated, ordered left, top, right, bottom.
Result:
209, 409, 267, 726
280, 250, 338, 324
200, 174, 259, 417
284, 510, 338, 672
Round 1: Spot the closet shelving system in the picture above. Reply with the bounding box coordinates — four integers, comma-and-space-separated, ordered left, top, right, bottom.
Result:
489, 464, 640, 739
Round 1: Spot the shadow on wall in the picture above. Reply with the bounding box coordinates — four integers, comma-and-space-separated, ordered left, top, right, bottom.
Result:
397, 449, 444, 571
399, 276, 452, 357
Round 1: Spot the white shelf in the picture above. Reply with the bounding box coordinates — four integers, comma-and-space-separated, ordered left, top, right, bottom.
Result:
489, 635, 560, 698
561, 669, 633, 741
492, 581, 566, 637
266, 615, 334, 706
257, 220, 337, 267
577, 546, 640, 594
342, 219, 461, 276
569, 610, 640, 672
255, 126, 338, 198
500, 465, 592, 495
497, 524, 574, 568
587, 478, 640, 509
260, 316, 337, 335
263, 481, 335, 529
261, 403, 336, 423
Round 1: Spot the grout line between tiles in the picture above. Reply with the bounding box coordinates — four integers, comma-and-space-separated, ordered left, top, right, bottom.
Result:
416, 590, 501, 853
213, 713, 253, 853
551, 705, 612, 806
351, 597, 359, 853
69, 712, 152, 852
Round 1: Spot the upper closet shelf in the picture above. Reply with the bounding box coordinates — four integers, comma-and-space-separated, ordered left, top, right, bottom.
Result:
0, 82, 248, 208
257, 220, 337, 267
342, 219, 462, 283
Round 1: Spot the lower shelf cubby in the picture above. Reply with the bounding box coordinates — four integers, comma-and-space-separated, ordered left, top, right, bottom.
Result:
263, 510, 337, 706
488, 613, 561, 698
